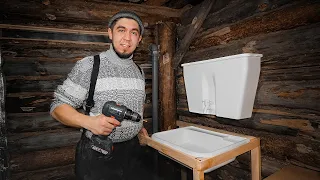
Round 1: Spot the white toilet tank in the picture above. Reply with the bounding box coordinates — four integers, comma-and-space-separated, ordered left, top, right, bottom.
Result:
181, 53, 262, 119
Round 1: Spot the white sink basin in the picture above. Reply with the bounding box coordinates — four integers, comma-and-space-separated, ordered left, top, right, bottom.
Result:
151, 126, 250, 172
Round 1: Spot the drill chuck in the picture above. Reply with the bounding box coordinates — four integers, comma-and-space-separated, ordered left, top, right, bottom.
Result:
102, 101, 141, 122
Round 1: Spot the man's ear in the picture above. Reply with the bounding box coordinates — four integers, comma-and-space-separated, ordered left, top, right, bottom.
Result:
108, 28, 113, 40
138, 35, 142, 43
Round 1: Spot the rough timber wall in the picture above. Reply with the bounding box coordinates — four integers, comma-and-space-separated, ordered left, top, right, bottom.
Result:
0, 0, 181, 179
177, 0, 320, 179
0, 48, 10, 179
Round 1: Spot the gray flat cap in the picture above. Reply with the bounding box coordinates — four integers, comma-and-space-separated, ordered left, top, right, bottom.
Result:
108, 10, 144, 35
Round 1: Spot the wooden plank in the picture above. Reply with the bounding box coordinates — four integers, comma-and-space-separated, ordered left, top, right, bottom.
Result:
0, 24, 109, 36
264, 165, 320, 180
144, 135, 199, 169
3, 56, 80, 63
1, 39, 108, 51
143, 0, 169, 6
6, 95, 53, 113
183, 23, 320, 69
6, 112, 64, 133
10, 145, 75, 173
256, 80, 320, 112
6, 75, 64, 81
259, 119, 314, 132
192, 2, 320, 49
251, 146, 262, 180
158, 22, 177, 131
193, 169, 204, 180
195, 0, 298, 30
0, 37, 111, 46
3, 61, 74, 76
6, 79, 63, 93
177, 106, 300, 136
173, 0, 216, 68
11, 164, 75, 180
0, 0, 181, 25
1, 29, 109, 43
7, 129, 81, 152
176, 75, 320, 124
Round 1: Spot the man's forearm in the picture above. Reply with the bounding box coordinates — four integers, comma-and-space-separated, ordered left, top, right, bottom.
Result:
51, 104, 90, 129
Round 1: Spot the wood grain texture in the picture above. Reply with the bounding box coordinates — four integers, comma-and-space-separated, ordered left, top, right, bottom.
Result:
158, 22, 177, 131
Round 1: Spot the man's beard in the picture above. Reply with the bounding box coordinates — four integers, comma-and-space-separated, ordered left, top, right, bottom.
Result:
112, 43, 133, 59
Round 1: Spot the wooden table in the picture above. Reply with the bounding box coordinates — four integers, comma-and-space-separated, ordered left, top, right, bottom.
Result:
142, 121, 261, 180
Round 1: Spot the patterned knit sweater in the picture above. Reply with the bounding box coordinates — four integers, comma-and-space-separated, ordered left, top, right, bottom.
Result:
50, 46, 145, 142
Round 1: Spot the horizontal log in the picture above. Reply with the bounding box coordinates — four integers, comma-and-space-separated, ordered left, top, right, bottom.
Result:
6, 79, 63, 93
182, 23, 320, 82
185, 0, 300, 29
177, 95, 320, 124
5, 74, 152, 94
0, 0, 181, 25
6, 100, 152, 132
0, 37, 110, 46
178, 117, 320, 169
176, 108, 299, 136
11, 164, 75, 180
189, 24, 320, 62
0, 20, 155, 37
260, 66, 320, 81
6, 95, 53, 113
256, 80, 320, 112
2, 45, 104, 59
7, 128, 81, 152
1, 29, 110, 43
3, 61, 74, 76
3, 56, 153, 76
1, 38, 153, 56
3, 56, 80, 63
260, 119, 314, 131
192, 2, 320, 49
176, 78, 320, 114
10, 145, 75, 173
0, 24, 109, 36
6, 112, 66, 133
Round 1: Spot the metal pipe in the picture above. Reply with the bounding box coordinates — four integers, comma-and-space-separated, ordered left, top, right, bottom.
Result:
150, 44, 159, 134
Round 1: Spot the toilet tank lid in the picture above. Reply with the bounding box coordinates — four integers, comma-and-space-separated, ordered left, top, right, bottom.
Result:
181, 53, 263, 67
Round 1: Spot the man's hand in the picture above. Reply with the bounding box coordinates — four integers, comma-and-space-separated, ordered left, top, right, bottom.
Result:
88, 114, 121, 135
138, 127, 149, 146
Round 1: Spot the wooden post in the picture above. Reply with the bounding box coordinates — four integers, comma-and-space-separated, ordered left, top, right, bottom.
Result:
0, 29, 10, 179
158, 22, 177, 131
251, 143, 261, 180
193, 169, 204, 180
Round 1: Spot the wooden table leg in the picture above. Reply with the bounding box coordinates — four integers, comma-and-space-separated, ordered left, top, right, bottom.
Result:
251, 145, 261, 180
193, 169, 204, 180
181, 167, 187, 180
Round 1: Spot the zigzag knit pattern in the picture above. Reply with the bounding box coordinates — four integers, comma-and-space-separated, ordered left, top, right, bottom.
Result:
51, 47, 145, 142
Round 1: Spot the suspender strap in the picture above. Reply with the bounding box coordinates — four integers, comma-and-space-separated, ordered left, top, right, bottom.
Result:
137, 64, 142, 75
85, 55, 100, 115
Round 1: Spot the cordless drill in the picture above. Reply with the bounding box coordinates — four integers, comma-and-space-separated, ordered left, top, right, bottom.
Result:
90, 101, 141, 156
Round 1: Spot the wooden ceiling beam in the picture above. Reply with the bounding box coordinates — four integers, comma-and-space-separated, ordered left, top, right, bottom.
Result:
173, 0, 215, 68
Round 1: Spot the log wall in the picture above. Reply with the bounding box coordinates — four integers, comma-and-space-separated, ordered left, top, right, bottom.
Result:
0, 1, 180, 178
177, 0, 320, 179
